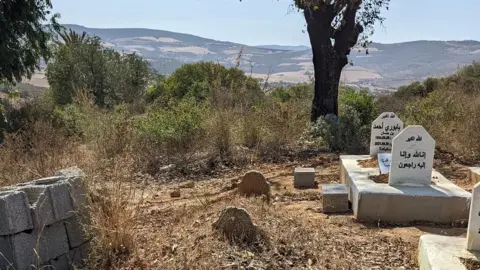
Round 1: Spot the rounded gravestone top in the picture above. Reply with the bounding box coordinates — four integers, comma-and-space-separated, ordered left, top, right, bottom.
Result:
212, 206, 257, 243
369, 112, 404, 156
389, 125, 435, 186
237, 170, 270, 197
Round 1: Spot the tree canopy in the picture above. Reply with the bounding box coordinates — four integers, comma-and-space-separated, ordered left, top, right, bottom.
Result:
0, 0, 60, 83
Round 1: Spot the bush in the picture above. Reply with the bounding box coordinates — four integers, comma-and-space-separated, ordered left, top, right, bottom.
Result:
135, 98, 208, 169
160, 62, 264, 109
303, 87, 376, 153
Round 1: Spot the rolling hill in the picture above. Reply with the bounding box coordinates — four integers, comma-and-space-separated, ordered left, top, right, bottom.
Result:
33, 24, 480, 91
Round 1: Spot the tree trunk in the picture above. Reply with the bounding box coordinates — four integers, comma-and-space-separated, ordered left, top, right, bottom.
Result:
310, 45, 346, 122
304, 7, 351, 122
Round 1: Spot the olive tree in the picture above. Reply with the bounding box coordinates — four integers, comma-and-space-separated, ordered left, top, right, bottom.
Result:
0, 0, 60, 83
241, 0, 390, 121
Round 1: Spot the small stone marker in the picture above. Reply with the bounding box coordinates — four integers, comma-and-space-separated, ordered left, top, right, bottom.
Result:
321, 184, 349, 213
377, 153, 392, 175
212, 206, 257, 243
467, 182, 480, 251
238, 170, 270, 197
369, 112, 404, 156
294, 168, 316, 188
389, 125, 435, 186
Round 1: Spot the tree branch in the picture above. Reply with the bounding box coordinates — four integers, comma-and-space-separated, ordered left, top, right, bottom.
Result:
333, 1, 362, 55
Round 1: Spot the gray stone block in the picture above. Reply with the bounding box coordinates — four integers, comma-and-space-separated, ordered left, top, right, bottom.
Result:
0, 191, 33, 235
55, 166, 85, 178
17, 185, 56, 228
65, 177, 87, 209
0, 231, 37, 270
36, 221, 70, 262
32, 176, 65, 185
19, 181, 75, 227
294, 167, 316, 188
67, 246, 85, 269
64, 216, 87, 248
322, 184, 349, 213
43, 254, 70, 270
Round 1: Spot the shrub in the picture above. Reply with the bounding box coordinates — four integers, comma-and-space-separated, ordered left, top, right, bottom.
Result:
303, 87, 376, 153
135, 98, 208, 169
160, 62, 264, 109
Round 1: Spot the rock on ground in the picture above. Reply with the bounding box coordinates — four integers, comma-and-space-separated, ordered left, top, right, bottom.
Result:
237, 170, 270, 197
212, 206, 257, 243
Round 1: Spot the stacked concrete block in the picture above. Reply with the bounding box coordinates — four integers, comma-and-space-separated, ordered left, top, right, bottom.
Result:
0, 167, 89, 270
294, 167, 316, 188
321, 184, 349, 213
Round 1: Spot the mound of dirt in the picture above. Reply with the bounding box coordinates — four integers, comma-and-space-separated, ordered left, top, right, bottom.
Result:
212, 206, 258, 243
358, 157, 378, 168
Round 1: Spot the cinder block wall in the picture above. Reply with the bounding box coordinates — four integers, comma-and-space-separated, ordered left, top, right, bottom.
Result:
0, 167, 89, 270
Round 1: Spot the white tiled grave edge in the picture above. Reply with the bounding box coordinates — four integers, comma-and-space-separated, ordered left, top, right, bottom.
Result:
340, 155, 471, 223
418, 235, 479, 270
369, 112, 404, 156
418, 179, 480, 270
469, 167, 480, 185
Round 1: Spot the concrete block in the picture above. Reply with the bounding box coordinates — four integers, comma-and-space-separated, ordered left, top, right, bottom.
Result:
55, 166, 85, 178
341, 155, 471, 223
19, 180, 75, 227
322, 184, 349, 213
64, 216, 87, 248
42, 245, 87, 270
17, 185, 56, 228
418, 234, 480, 270
0, 231, 37, 270
36, 221, 70, 262
0, 190, 33, 235
67, 245, 85, 269
32, 176, 65, 185
294, 168, 316, 188
43, 255, 69, 270
65, 177, 87, 209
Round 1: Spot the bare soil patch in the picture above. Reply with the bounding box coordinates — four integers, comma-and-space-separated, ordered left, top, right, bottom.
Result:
114, 153, 476, 269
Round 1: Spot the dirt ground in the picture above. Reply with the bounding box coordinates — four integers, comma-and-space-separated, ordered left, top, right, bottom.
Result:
123, 153, 476, 270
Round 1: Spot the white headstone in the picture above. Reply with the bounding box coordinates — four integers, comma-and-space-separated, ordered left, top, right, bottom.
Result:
467, 182, 480, 251
369, 112, 404, 156
389, 125, 435, 186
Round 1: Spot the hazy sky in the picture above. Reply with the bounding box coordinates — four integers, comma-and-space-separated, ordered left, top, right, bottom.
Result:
52, 0, 479, 46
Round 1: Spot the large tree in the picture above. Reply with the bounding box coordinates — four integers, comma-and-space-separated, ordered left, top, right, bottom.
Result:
297, 0, 389, 121
242, 0, 389, 121
0, 0, 60, 83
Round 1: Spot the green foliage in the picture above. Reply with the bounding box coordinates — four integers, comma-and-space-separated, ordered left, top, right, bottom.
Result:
0, 0, 60, 83
269, 83, 312, 103
375, 62, 480, 161
46, 31, 153, 107
135, 98, 208, 156
338, 87, 377, 127
159, 62, 263, 108
457, 61, 480, 79
53, 104, 87, 136
303, 87, 377, 153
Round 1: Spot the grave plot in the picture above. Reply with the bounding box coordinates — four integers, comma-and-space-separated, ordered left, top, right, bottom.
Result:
341, 120, 471, 223
418, 175, 480, 270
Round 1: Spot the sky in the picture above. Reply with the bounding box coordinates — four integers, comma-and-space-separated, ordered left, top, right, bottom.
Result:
51, 0, 479, 46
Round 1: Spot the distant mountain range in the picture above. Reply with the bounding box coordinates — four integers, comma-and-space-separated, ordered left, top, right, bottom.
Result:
39, 24, 480, 91
256, 45, 311, 51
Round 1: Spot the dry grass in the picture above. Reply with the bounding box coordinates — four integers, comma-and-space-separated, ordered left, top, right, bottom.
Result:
128, 156, 419, 269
